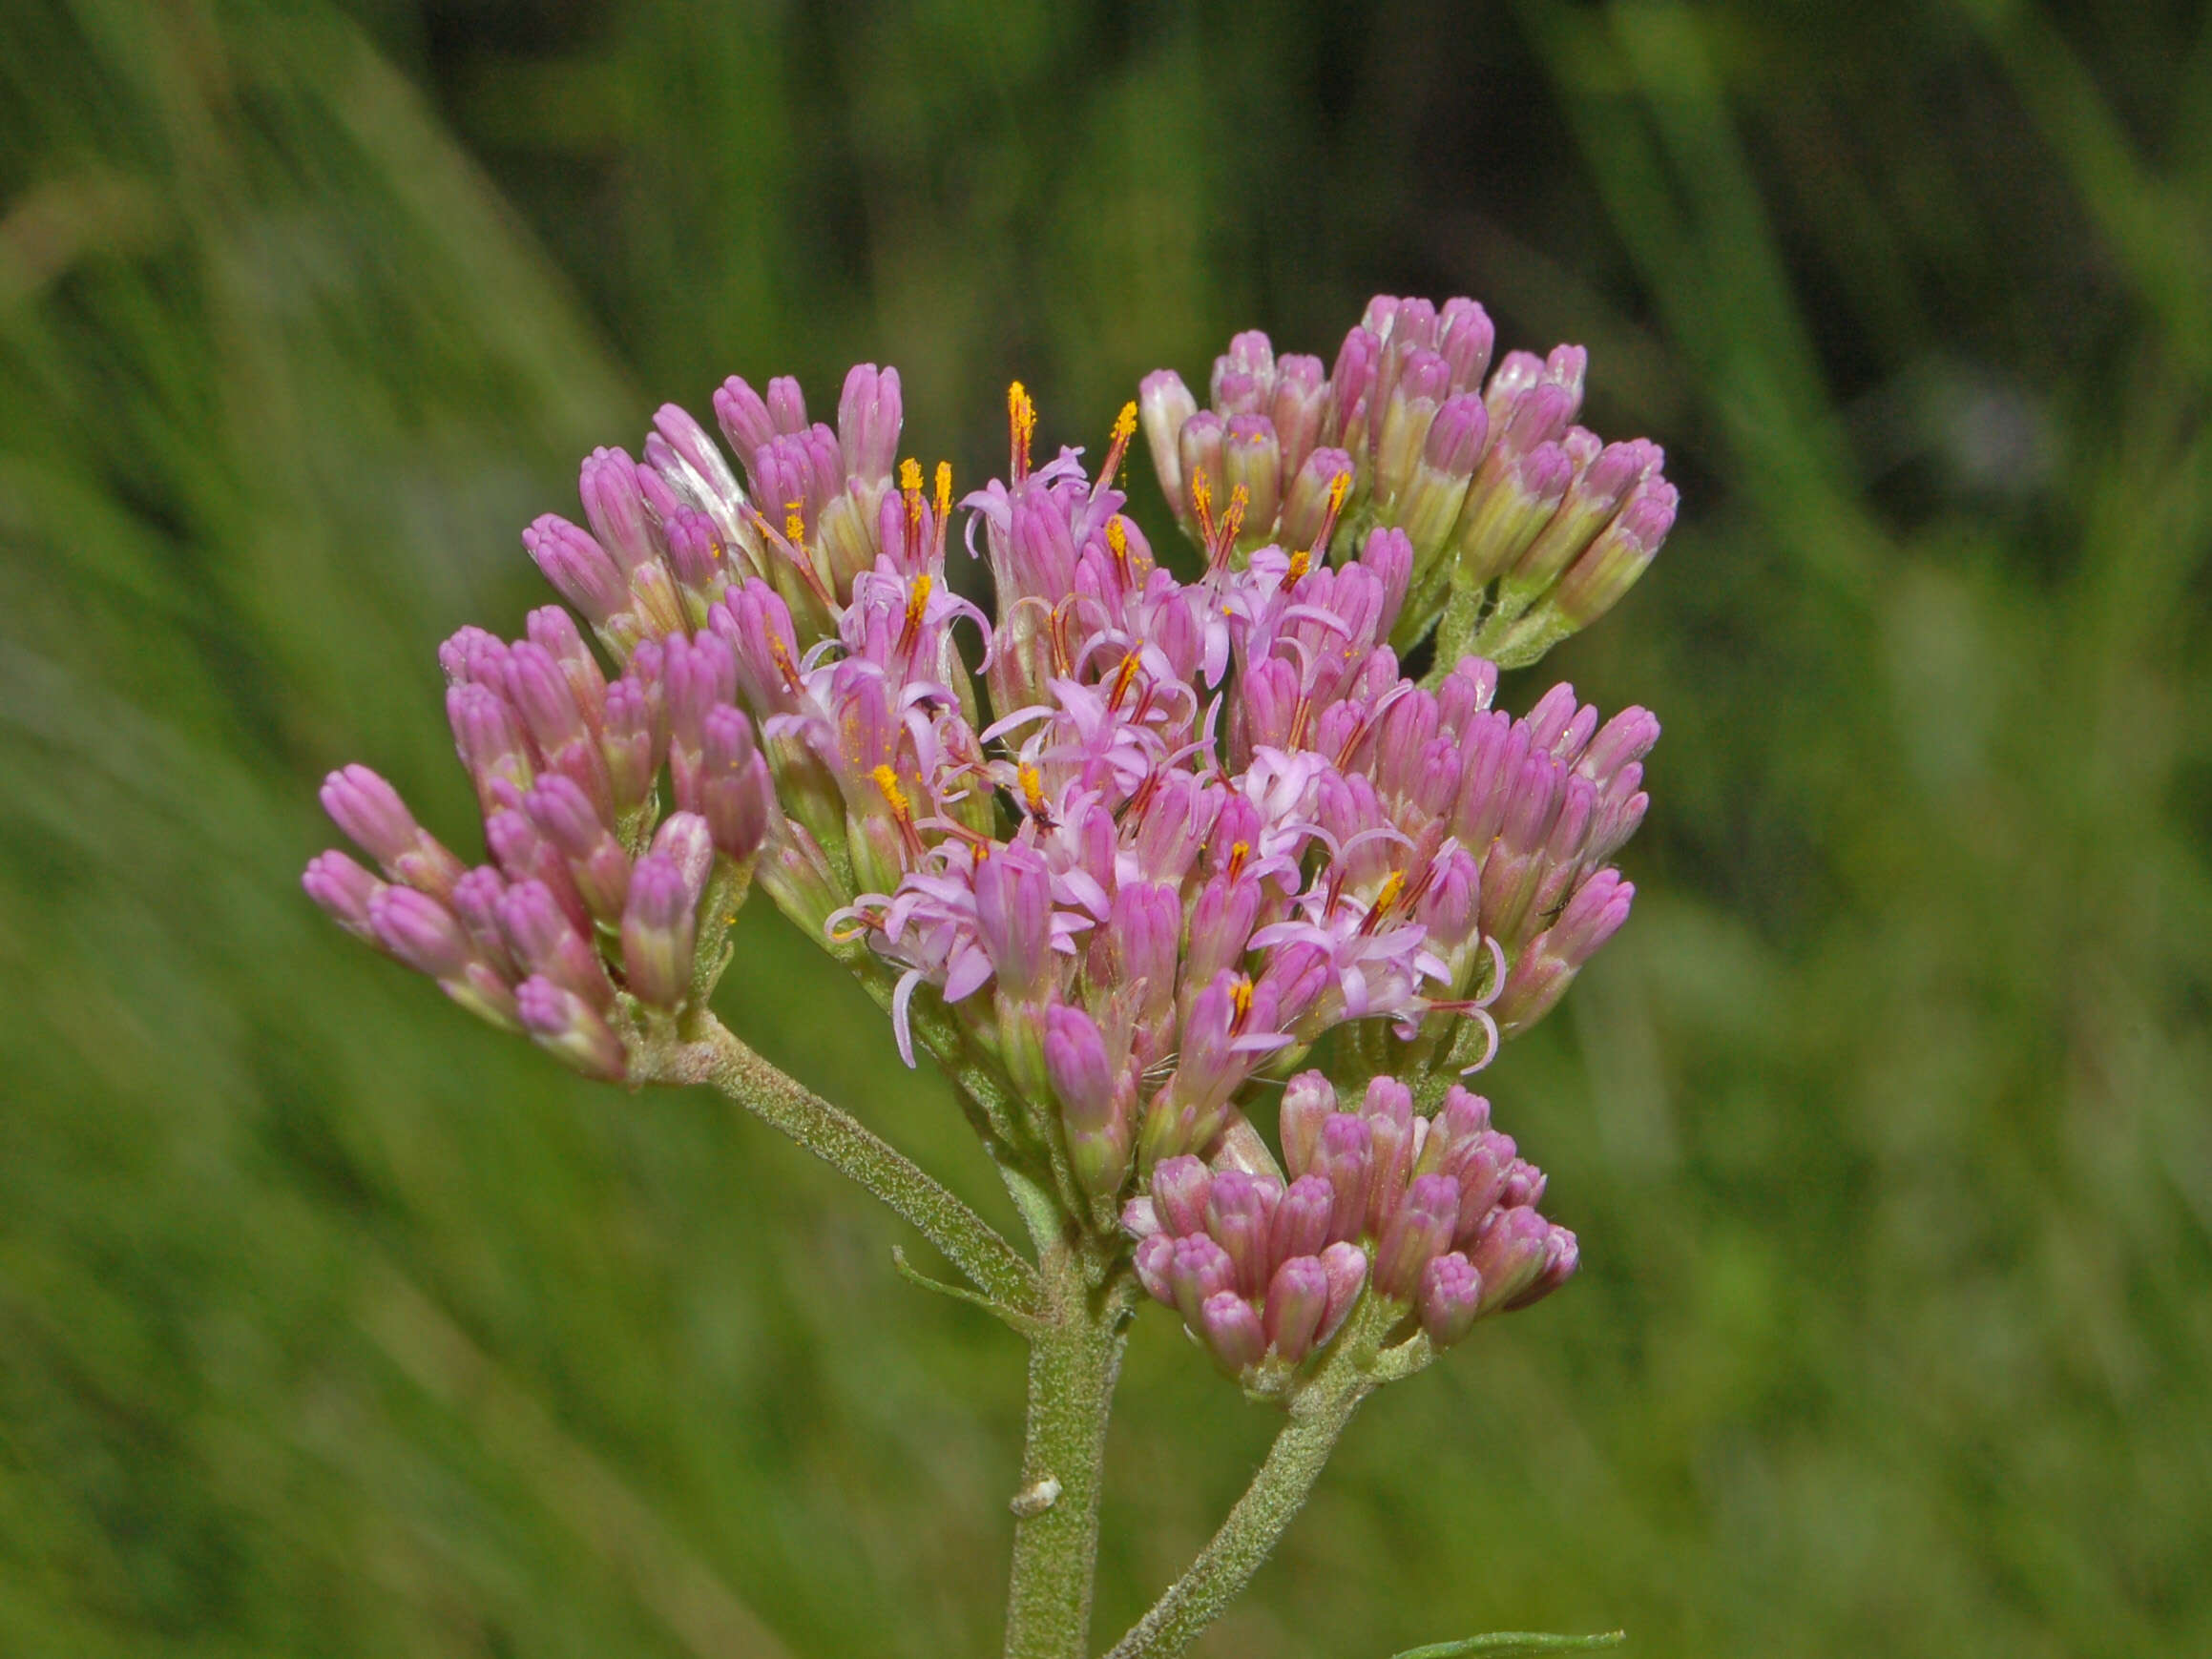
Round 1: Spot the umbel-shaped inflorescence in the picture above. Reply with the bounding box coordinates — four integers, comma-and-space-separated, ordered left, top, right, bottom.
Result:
305, 295, 1670, 1400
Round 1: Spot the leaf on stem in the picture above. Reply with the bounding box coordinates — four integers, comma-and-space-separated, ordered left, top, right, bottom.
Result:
1390, 1633, 1626, 1659
889, 1244, 1045, 1337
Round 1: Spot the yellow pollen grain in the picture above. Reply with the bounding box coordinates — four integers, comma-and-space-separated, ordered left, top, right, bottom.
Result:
905, 570, 933, 627
1019, 761, 1047, 810
934, 461, 953, 520
1286, 547, 1312, 581
1111, 402, 1137, 446
900, 457, 924, 494
784, 503, 806, 548
1106, 515, 1130, 566
872, 763, 911, 819
1009, 383, 1036, 477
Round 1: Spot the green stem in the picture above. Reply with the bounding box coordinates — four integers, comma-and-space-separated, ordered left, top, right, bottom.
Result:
1101, 1328, 1381, 1659
1002, 1239, 1131, 1659
672, 1015, 1038, 1311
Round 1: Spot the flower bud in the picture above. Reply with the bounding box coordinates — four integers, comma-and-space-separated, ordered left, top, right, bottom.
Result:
303, 850, 383, 943
1278, 1070, 1339, 1177
578, 446, 659, 577
1166, 1233, 1237, 1330
1150, 1155, 1213, 1238
1548, 476, 1678, 630
494, 879, 614, 1008
1138, 369, 1200, 529
698, 706, 776, 864
1270, 1174, 1335, 1265
599, 676, 663, 824
1269, 353, 1329, 485
523, 514, 628, 628
1316, 1241, 1369, 1345
1263, 1255, 1331, 1361
1279, 446, 1355, 555
621, 853, 699, 1012
1205, 1170, 1283, 1297
1221, 415, 1282, 551
1418, 1252, 1484, 1347
516, 975, 627, 1081
837, 363, 903, 487
320, 765, 465, 901
1375, 1172, 1460, 1299
1308, 1113, 1374, 1242
1198, 1290, 1267, 1374
524, 774, 631, 924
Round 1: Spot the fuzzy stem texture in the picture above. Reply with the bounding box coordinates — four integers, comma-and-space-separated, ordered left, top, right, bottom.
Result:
1002, 1239, 1131, 1659
1101, 1321, 1383, 1659
678, 1016, 1038, 1310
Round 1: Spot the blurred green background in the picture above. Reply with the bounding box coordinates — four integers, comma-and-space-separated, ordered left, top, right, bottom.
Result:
4, 0, 2208, 1654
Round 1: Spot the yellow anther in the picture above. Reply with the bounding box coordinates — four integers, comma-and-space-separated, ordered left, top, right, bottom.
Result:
906, 570, 933, 621
1190, 467, 1216, 544
1106, 514, 1131, 570
1018, 761, 1049, 815
1230, 975, 1255, 1022
934, 461, 953, 521
1107, 647, 1143, 713
871, 763, 911, 820
784, 502, 807, 549
1371, 870, 1407, 916
1286, 547, 1312, 581
1326, 471, 1351, 515
1226, 840, 1250, 881
1096, 401, 1139, 492
901, 458, 926, 536
1009, 382, 1036, 481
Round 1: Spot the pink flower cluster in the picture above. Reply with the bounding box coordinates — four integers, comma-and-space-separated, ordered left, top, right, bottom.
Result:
1125, 1077, 1576, 1388
306, 293, 1668, 1364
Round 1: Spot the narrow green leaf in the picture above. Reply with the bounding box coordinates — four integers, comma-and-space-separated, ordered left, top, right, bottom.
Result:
1390, 1632, 1626, 1659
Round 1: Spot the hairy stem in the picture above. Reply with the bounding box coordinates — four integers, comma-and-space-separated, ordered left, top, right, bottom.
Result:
674, 1015, 1038, 1310
1101, 1318, 1385, 1659
1003, 1239, 1131, 1659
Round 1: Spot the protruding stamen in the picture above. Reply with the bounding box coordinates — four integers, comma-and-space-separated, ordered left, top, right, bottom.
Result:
1311, 468, 1352, 559
1107, 646, 1144, 715
1094, 401, 1138, 495
1285, 547, 1312, 582
1105, 514, 1133, 582
898, 571, 934, 657
1009, 383, 1036, 482
1191, 467, 1217, 549
1361, 870, 1408, 934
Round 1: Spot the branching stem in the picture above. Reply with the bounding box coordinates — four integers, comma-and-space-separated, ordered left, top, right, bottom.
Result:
1102, 1299, 1408, 1659
662, 1015, 1038, 1311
